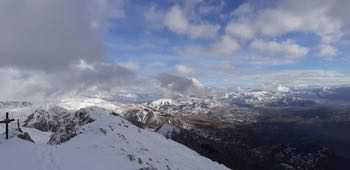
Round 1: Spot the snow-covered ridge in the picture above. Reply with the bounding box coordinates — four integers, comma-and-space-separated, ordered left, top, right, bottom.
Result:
0, 106, 229, 170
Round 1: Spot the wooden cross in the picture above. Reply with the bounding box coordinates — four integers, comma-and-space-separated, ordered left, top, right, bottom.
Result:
0, 112, 15, 139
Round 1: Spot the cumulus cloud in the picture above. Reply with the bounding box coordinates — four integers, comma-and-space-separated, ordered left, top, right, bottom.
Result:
283, 0, 350, 34
69, 61, 136, 87
118, 61, 140, 71
210, 35, 241, 56
225, 21, 256, 40
0, 68, 52, 101
175, 0, 346, 61
0, 0, 124, 71
164, 5, 219, 39
157, 73, 207, 97
231, 3, 254, 17
227, 0, 345, 59
175, 65, 194, 76
1, 0, 349, 100
250, 39, 309, 59
253, 5, 342, 44
319, 44, 338, 58
0, 60, 137, 101
0, 0, 144, 101
178, 35, 240, 58
158, 73, 194, 92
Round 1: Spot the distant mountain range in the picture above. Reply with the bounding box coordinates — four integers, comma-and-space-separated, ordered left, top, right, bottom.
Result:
1, 85, 350, 170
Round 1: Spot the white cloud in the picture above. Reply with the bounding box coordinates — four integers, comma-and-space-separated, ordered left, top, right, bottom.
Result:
210, 35, 241, 56
231, 3, 254, 17
175, 65, 194, 76
0, 60, 139, 102
0, 0, 127, 72
227, 0, 344, 59
0, 0, 145, 101
256, 7, 343, 44
76, 59, 95, 71
118, 61, 140, 71
0, 67, 52, 101
90, 0, 125, 29
225, 21, 256, 40
191, 78, 204, 88
250, 39, 309, 59
319, 44, 338, 58
157, 73, 207, 97
178, 35, 240, 57
164, 5, 219, 39
149, 0, 346, 63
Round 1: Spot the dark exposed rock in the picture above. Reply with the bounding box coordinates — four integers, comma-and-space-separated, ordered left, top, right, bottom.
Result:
124, 108, 155, 128
155, 124, 180, 139
17, 132, 34, 143
99, 128, 107, 135
74, 109, 96, 126
48, 119, 78, 145
24, 108, 60, 132
127, 154, 136, 161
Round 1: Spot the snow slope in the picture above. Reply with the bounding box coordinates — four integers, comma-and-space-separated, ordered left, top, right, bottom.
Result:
0, 106, 229, 170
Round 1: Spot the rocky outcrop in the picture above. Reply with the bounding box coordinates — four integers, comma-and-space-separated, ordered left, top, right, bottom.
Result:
123, 107, 155, 128
24, 106, 95, 144
24, 107, 62, 132
17, 132, 35, 143
155, 123, 180, 139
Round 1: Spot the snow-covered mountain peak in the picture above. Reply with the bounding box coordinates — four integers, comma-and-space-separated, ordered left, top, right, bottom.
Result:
0, 105, 229, 170
150, 98, 175, 108
277, 84, 290, 93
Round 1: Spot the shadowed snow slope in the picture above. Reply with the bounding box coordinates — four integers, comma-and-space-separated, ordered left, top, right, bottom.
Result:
0, 107, 229, 170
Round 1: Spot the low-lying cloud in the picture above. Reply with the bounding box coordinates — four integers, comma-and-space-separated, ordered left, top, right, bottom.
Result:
0, 0, 110, 71
157, 73, 208, 98
0, 60, 138, 102
0, 0, 141, 101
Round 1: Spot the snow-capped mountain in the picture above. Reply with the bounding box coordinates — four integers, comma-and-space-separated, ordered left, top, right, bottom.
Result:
120, 86, 350, 133
221, 88, 317, 108
1, 85, 350, 170
0, 104, 229, 170
149, 98, 175, 109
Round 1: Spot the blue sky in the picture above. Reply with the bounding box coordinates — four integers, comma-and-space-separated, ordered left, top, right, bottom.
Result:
1, 0, 350, 101
103, 0, 350, 87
